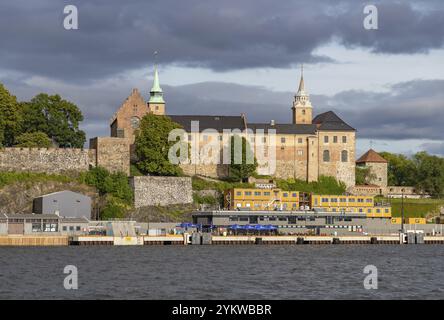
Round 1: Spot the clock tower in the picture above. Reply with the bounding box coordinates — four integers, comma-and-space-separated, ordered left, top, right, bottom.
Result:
292, 66, 312, 124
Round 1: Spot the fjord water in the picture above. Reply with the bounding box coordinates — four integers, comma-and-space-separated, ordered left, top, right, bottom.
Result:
0, 246, 443, 299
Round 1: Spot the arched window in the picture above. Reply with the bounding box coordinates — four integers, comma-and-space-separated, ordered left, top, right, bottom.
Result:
323, 150, 330, 162
341, 150, 348, 162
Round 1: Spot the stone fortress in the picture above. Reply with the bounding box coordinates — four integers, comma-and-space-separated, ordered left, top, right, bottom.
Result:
0, 64, 411, 199
110, 66, 357, 187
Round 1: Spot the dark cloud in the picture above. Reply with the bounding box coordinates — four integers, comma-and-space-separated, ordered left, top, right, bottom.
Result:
0, 0, 443, 82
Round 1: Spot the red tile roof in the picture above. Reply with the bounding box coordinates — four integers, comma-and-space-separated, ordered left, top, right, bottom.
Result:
356, 149, 388, 163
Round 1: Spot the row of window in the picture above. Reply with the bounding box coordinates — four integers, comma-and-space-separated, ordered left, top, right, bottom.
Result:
320, 197, 373, 203
329, 208, 390, 214
324, 136, 347, 144
236, 191, 298, 197
187, 135, 348, 144
323, 150, 348, 162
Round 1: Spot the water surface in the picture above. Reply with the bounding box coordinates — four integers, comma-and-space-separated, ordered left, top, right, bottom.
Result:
0, 245, 443, 299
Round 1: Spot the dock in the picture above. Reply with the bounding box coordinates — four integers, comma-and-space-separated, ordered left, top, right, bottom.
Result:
1, 234, 443, 246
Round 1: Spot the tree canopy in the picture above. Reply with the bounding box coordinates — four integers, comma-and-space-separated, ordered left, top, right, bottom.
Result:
381, 151, 444, 197
0, 83, 86, 148
14, 131, 52, 148
0, 84, 22, 147
228, 135, 258, 182
21, 94, 86, 147
135, 114, 185, 176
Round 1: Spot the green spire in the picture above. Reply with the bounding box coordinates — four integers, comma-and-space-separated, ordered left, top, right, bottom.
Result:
149, 65, 165, 104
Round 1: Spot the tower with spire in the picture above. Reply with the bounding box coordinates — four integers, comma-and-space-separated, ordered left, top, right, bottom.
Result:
147, 63, 166, 115
292, 65, 313, 124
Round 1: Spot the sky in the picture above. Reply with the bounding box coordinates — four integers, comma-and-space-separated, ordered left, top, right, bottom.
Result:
0, 0, 443, 158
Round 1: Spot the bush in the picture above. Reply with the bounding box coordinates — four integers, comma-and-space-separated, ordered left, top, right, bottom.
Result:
276, 176, 346, 195
80, 167, 134, 220
0, 171, 74, 188
14, 131, 52, 148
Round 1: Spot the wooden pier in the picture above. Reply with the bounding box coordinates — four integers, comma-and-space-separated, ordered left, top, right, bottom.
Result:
0, 235, 68, 246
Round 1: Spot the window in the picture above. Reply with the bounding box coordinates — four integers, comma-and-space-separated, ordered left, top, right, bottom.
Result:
281, 137, 286, 143
254, 191, 261, 196
302, 109, 306, 115
219, 135, 223, 141
245, 191, 252, 196
283, 193, 288, 197
62, 226, 67, 231
323, 150, 330, 162
349, 198, 355, 203
324, 136, 329, 143
342, 136, 347, 143
236, 191, 242, 196
69, 226, 74, 231
292, 193, 297, 197
76, 226, 81, 231
340, 198, 347, 203
333, 136, 338, 143
297, 150, 303, 156
341, 150, 348, 162
298, 138, 303, 144
330, 198, 338, 203
264, 192, 270, 196
322, 198, 329, 203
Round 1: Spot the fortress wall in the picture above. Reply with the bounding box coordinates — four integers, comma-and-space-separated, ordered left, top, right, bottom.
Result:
130, 176, 193, 208
0, 147, 94, 174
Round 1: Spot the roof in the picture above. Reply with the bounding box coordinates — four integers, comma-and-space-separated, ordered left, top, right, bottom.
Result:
34, 190, 91, 200
169, 115, 246, 132
248, 123, 317, 135
312, 111, 355, 131
356, 149, 388, 164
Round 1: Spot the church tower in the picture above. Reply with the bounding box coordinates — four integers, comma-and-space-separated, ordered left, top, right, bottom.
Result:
147, 65, 165, 115
292, 66, 312, 124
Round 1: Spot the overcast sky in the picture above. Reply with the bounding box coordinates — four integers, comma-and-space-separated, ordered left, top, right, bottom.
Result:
1, 0, 443, 157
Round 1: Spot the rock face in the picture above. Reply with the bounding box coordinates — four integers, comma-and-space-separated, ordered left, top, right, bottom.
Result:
130, 176, 193, 208
0, 181, 98, 215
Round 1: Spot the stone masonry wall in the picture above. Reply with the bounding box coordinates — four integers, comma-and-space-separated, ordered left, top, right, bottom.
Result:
0, 148, 95, 174
89, 137, 130, 175
130, 176, 193, 208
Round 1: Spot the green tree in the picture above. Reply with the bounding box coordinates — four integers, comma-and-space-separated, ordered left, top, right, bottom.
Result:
228, 135, 258, 182
413, 152, 444, 197
0, 83, 22, 147
14, 131, 52, 148
380, 152, 416, 186
135, 114, 185, 176
21, 94, 86, 147
355, 166, 377, 185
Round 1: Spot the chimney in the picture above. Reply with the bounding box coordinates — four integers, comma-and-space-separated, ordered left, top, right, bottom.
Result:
270, 120, 275, 126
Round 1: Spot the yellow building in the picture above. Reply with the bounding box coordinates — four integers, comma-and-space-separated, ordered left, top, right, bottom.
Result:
310, 194, 391, 218
224, 189, 391, 218
224, 188, 300, 211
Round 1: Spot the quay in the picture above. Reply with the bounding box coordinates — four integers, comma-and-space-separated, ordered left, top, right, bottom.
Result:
1, 234, 444, 246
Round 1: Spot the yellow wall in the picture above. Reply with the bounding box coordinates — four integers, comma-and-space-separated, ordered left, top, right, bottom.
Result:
225, 188, 299, 210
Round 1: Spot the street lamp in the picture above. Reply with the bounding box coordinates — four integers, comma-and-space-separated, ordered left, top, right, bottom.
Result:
401, 188, 405, 233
